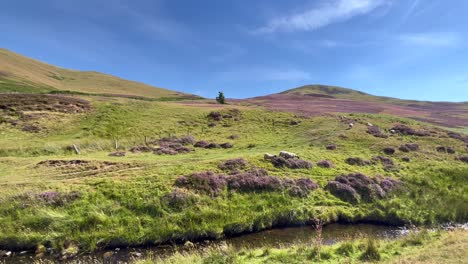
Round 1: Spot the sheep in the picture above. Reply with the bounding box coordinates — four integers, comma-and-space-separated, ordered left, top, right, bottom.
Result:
264, 153, 276, 160
279, 151, 299, 159
348, 123, 354, 129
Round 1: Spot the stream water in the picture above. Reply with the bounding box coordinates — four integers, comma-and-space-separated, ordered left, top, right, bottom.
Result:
3, 223, 410, 263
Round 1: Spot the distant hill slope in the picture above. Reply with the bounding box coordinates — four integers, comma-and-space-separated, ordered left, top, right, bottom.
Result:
0, 48, 196, 99
245, 84, 468, 128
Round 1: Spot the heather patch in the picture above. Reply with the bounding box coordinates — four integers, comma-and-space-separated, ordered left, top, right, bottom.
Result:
270, 156, 312, 169
326, 144, 337, 150
391, 124, 429, 136
399, 143, 419, 152
155, 143, 192, 155
326, 173, 401, 203
367, 126, 388, 138
457, 155, 468, 163
175, 172, 227, 196
129, 145, 153, 153
317, 160, 334, 168
383, 147, 396, 155
175, 170, 318, 197
218, 158, 247, 172
345, 157, 372, 166
372, 156, 395, 170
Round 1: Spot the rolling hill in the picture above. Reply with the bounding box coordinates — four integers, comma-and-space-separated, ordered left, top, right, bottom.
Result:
0, 48, 197, 99
245, 84, 468, 128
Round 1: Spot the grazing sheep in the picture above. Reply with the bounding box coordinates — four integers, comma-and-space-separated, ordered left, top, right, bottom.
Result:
279, 151, 298, 159
264, 153, 276, 160
348, 123, 354, 129
367, 123, 373, 127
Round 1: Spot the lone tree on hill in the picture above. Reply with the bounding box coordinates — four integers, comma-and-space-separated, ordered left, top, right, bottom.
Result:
216, 91, 226, 104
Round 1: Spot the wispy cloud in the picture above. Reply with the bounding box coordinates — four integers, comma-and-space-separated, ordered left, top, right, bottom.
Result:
253, 0, 389, 34
400, 0, 420, 24
399, 32, 461, 47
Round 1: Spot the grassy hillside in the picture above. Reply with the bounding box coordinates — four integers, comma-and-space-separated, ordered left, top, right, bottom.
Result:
140, 229, 468, 264
281, 84, 467, 104
0, 93, 466, 260
0, 48, 195, 99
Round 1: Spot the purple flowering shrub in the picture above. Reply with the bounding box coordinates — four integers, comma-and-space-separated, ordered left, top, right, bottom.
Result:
218, 158, 247, 172
326, 173, 401, 203
317, 160, 334, 168
175, 172, 227, 196
175, 169, 318, 197
270, 156, 312, 169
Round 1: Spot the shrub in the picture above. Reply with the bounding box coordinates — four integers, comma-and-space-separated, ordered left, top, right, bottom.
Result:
383, 147, 395, 155
391, 124, 429, 136
402, 156, 411, 162
194, 140, 209, 148
129, 145, 153, 153
178, 135, 196, 145
367, 126, 388, 138
326, 144, 337, 150
457, 155, 468, 163
328, 174, 401, 203
154, 147, 177, 155
207, 111, 222, 121
325, 181, 360, 204
175, 172, 227, 196
227, 173, 283, 192
399, 143, 419, 152
155, 143, 192, 155
436, 146, 446, 152
372, 156, 395, 169
158, 135, 196, 146
406, 143, 419, 151
270, 156, 312, 169
206, 143, 219, 149
286, 159, 313, 169
447, 147, 456, 154
345, 157, 371, 166
291, 178, 319, 197
220, 142, 233, 149
218, 158, 247, 171
399, 145, 409, 152
317, 160, 334, 168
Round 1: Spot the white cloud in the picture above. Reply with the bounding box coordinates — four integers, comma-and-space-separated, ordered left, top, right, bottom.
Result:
253, 0, 389, 33
399, 32, 461, 47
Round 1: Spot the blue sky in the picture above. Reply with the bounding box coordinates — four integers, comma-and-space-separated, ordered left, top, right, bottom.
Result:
1, 0, 467, 101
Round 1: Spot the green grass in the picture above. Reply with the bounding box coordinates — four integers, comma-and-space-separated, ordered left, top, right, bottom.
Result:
136, 229, 468, 264
0, 94, 467, 256
0, 48, 195, 98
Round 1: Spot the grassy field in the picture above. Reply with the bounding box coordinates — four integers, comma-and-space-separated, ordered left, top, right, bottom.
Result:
0, 93, 467, 261
137, 229, 468, 263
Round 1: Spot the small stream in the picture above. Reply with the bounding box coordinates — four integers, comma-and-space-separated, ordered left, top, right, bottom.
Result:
3, 223, 410, 263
